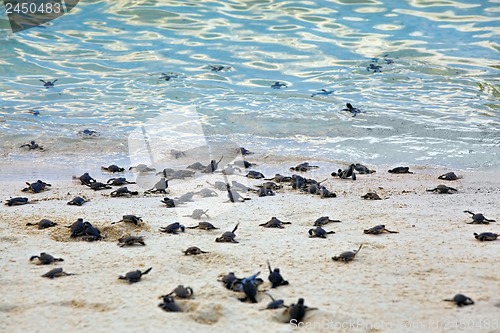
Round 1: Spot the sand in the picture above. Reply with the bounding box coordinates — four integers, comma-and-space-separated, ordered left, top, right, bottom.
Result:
1, 157, 499, 333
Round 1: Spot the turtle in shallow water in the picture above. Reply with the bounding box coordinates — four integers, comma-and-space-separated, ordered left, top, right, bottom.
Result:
117, 235, 146, 247
267, 261, 289, 288
183, 209, 209, 219
6, 197, 29, 206
159, 222, 185, 234
40, 79, 57, 87
271, 81, 287, 89
77, 173, 96, 185
112, 215, 143, 225
313, 216, 341, 226
20, 140, 43, 150
78, 129, 98, 137
209, 65, 231, 72
236, 147, 253, 155
473, 232, 498, 241
289, 162, 319, 172
107, 177, 135, 186
332, 244, 363, 262
341, 103, 361, 117
367, 63, 382, 73
67, 196, 87, 206
464, 211, 496, 224
158, 295, 182, 312
194, 188, 218, 197
119, 267, 152, 283
183, 246, 210, 255
311, 89, 334, 97
42, 267, 75, 279
215, 223, 239, 243
438, 172, 460, 181
186, 222, 219, 230
101, 164, 125, 173
388, 166, 413, 174
259, 217, 292, 229
146, 178, 169, 194
30, 252, 64, 265
444, 294, 474, 307
160, 72, 179, 81
110, 187, 139, 197
86, 182, 112, 191
426, 185, 458, 194
284, 298, 317, 324
26, 219, 57, 229
308, 226, 335, 238
364, 224, 398, 234
22, 180, 51, 193
165, 285, 194, 299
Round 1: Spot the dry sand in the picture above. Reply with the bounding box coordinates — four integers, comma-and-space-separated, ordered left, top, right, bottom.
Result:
1, 157, 499, 333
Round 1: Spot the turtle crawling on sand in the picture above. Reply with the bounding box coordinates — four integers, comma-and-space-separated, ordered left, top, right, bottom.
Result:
186, 222, 219, 230
110, 187, 139, 197
160, 197, 176, 208
215, 223, 239, 243
426, 185, 458, 194
313, 216, 341, 226
364, 225, 398, 234
259, 217, 292, 229
361, 192, 382, 200
308, 226, 335, 238
77, 173, 96, 185
464, 211, 496, 224
165, 285, 194, 299
183, 246, 209, 255
332, 244, 363, 262
30, 252, 64, 265
289, 162, 319, 172
101, 164, 125, 173
119, 267, 152, 283
26, 219, 57, 229
67, 196, 87, 206
332, 164, 356, 180
112, 215, 143, 225
284, 298, 317, 324
5, 197, 29, 206
117, 235, 146, 247
42, 267, 75, 279
438, 172, 460, 181
159, 222, 185, 234
473, 232, 498, 241
107, 177, 135, 186
388, 166, 413, 174
267, 261, 289, 288
444, 294, 474, 307
260, 294, 287, 310
183, 209, 209, 219
22, 180, 51, 193
86, 182, 112, 191
158, 295, 182, 312
194, 188, 218, 197
353, 163, 376, 174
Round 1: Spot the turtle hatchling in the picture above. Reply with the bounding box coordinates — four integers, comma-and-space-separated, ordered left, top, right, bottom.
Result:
110, 187, 139, 197
166, 285, 194, 299
22, 180, 51, 193
158, 295, 182, 312
20, 140, 43, 150
215, 223, 239, 243
112, 215, 143, 225
332, 244, 363, 262
364, 225, 398, 234
426, 185, 457, 194
42, 267, 75, 279
107, 177, 135, 186
117, 235, 146, 247
259, 217, 292, 229
246, 171, 265, 179
267, 261, 289, 288
353, 163, 376, 174
160, 197, 176, 208
186, 222, 219, 230
147, 178, 169, 194
473, 232, 498, 241
285, 298, 317, 324
101, 164, 125, 173
341, 103, 361, 117
40, 79, 57, 87
67, 196, 87, 206
313, 216, 341, 226
271, 81, 287, 89
30, 252, 64, 265
464, 211, 496, 224
289, 162, 319, 172
86, 182, 112, 191
388, 166, 413, 174
183, 209, 209, 219
438, 172, 460, 181
444, 294, 474, 307
26, 219, 57, 229
118, 267, 152, 283
159, 222, 185, 234
308, 226, 335, 238
5, 197, 29, 206
361, 192, 382, 200
195, 188, 218, 197
77, 173, 96, 185
183, 246, 209, 255
260, 294, 287, 310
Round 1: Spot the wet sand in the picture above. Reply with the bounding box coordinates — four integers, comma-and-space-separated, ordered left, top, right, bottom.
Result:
1, 158, 499, 333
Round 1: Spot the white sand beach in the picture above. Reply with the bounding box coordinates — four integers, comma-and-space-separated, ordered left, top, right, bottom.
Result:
1, 157, 499, 333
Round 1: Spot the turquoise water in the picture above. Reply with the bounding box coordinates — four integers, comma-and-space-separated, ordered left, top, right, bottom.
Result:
0, 0, 499, 172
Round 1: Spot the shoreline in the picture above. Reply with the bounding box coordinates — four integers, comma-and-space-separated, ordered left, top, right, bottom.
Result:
1, 158, 499, 333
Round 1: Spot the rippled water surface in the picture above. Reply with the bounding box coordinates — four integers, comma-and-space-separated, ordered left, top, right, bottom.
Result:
0, 0, 499, 172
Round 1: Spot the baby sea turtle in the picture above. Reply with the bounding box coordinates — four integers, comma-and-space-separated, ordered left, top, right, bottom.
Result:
313, 216, 341, 226
444, 294, 474, 307
285, 298, 317, 324
353, 163, 376, 174
78, 129, 98, 137
206, 181, 228, 191
107, 177, 136, 186
220, 272, 238, 289
158, 295, 182, 312
308, 226, 335, 238
259, 217, 292, 229
319, 187, 337, 198
234, 160, 255, 168
170, 169, 196, 179
118, 267, 152, 283
117, 235, 146, 247
81, 223, 102, 241
230, 181, 256, 193
183, 209, 209, 219
221, 165, 242, 175
473, 232, 498, 241
166, 285, 194, 299
265, 174, 292, 183
67, 196, 86, 206
332, 164, 356, 180
246, 170, 265, 179
215, 223, 239, 243
236, 147, 254, 155
160, 197, 176, 208
77, 172, 96, 185
112, 215, 143, 225
341, 103, 361, 117
311, 89, 333, 97
438, 172, 460, 181
128, 164, 156, 172
361, 192, 382, 200
20, 140, 43, 150
426, 185, 458, 194
464, 211, 496, 224
257, 188, 275, 197
68, 218, 86, 237
290, 162, 319, 172
101, 164, 125, 173
5, 197, 29, 206
183, 246, 210, 255
40, 79, 57, 87
159, 222, 185, 234
194, 188, 218, 197
209, 65, 230, 72
170, 149, 186, 159
26, 219, 57, 229
42, 267, 75, 279
367, 63, 382, 73
22, 180, 51, 193
238, 272, 261, 303
110, 187, 139, 197
260, 294, 287, 310
332, 244, 363, 262
364, 224, 398, 234
30, 252, 64, 265
227, 186, 251, 203
202, 156, 224, 173
160, 72, 179, 81
267, 261, 289, 288
86, 182, 112, 191
388, 166, 413, 174
186, 222, 219, 230
147, 178, 169, 194
271, 81, 287, 89
187, 162, 206, 170
175, 192, 195, 204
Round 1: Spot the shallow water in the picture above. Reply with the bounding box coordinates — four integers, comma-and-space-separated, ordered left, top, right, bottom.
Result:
0, 0, 499, 173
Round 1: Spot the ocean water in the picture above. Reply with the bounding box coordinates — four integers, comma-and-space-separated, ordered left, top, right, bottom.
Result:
0, 0, 499, 175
